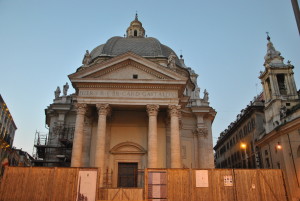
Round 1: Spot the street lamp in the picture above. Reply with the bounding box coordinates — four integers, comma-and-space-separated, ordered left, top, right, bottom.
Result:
276, 142, 282, 150
240, 142, 247, 150
240, 142, 248, 168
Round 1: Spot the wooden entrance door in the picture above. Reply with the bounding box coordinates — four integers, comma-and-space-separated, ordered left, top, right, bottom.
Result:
118, 162, 138, 187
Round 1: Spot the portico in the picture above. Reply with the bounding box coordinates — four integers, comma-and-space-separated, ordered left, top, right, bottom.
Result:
70, 103, 183, 166
68, 51, 188, 186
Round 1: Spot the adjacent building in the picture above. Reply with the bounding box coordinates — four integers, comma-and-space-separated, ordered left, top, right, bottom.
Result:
7, 148, 33, 167
0, 95, 17, 149
33, 15, 216, 188
0, 95, 17, 176
214, 94, 265, 169
256, 36, 300, 201
214, 36, 300, 201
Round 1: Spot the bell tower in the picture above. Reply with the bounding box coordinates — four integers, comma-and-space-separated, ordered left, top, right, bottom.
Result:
259, 34, 299, 133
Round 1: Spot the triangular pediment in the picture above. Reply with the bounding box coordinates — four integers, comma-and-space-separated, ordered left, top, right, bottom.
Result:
84, 59, 172, 80
69, 52, 188, 82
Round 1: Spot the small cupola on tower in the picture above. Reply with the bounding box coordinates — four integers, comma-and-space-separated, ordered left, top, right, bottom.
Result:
259, 34, 299, 133
259, 34, 298, 102
126, 13, 145, 38
264, 33, 285, 68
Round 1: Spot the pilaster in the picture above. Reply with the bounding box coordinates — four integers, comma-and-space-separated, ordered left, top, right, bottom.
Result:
193, 127, 208, 168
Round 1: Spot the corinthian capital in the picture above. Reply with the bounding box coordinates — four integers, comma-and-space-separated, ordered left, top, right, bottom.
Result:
193, 128, 208, 137
168, 105, 181, 117
96, 103, 111, 116
146, 104, 159, 116
74, 103, 87, 115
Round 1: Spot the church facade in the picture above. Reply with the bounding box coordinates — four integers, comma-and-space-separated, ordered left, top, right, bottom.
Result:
35, 15, 216, 187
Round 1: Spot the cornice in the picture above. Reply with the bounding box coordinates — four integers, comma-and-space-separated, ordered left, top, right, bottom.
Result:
255, 116, 300, 147
75, 83, 182, 90
71, 79, 187, 86
259, 66, 295, 79
191, 106, 217, 118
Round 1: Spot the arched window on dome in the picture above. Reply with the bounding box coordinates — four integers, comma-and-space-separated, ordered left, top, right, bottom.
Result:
134, 30, 137, 37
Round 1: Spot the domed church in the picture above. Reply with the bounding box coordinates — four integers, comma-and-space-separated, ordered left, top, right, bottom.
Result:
37, 14, 216, 188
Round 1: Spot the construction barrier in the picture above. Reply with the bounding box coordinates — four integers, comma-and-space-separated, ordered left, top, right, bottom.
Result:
0, 167, 99, 201
0, 167, 288, 201
145, 168, 288, 201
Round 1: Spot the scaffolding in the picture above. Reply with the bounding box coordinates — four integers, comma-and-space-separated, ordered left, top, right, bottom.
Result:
33, 123, 75, 167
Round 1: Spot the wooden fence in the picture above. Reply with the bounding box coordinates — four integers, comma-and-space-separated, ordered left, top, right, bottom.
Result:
145, 169, 288, 201
98, 188, 144, 201
0, 167, 99, 201
0, 167, 288, 201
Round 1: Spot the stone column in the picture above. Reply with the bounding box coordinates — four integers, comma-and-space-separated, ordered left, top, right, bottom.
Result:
287, 73, 297, 96
71, 103, 87, 167
290, 73, 298, 95
95, 103, 111, 187
146, 104, 159, 168
168, 105, 182, 168
271, 74, 279, 96
267, 74, 275, 98
262, 81, 269, 101
284, 75, 291, 95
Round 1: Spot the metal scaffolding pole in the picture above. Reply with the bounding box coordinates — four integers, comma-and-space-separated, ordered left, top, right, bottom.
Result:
291, 0, 300, 35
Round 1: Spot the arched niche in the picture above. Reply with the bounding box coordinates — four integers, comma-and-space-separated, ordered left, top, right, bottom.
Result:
110, 141, 146, 155
110, 142, 146, 187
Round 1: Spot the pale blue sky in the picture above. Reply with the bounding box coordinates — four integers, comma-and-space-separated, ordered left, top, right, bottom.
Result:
0, 1, 299, 154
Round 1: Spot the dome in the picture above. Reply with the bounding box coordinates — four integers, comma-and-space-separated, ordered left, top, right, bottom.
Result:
90, 37, 182, 67
89, 14, 183, 67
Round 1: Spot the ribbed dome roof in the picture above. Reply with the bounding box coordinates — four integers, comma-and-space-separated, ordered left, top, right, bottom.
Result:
90, 36, 182, 67
88, 15, 183, 67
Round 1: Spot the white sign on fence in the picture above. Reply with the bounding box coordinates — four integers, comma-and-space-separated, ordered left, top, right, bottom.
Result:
196, 170, 209, 187
224, 175, 233, 187
76, 170, 98, 201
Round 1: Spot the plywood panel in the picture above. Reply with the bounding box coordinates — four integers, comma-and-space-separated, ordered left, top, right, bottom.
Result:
211, 169, 235, 201
0, 167, 98, 201
100, 188, 143, 200
258, 169, 288, 201
98, 188, 108, 200
51, 168, 78, 201
192, 169, 211, 201
234, 169, 260, 201
192, 169, 235, 201
167, 169, 190, 201
145, 169, 288, 201
122, 188, 144, 200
